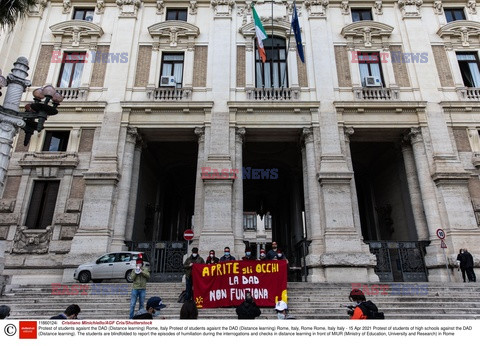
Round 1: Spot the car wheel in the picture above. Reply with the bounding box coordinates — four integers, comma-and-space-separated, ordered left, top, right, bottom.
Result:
92, 279, 103, 283
125, 269, 134, 283
78, 271, 91, 283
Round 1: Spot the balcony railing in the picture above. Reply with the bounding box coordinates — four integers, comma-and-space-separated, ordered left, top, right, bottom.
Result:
355, 87, 398, 100
56, 87, 87, 100
247, 88, 298, 101
458, 87, 480, 100
147, 87, 191, 101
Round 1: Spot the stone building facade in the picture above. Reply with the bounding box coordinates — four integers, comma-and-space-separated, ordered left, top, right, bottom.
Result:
0, 0, 479, 284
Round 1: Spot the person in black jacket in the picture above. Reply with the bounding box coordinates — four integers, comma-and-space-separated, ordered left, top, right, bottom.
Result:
50, 304, 81, 319
457, 248, 468, 282
133, 296, 166, 319
236, 292, 261, 319
463, 249, 476, 282
206, 249, 219, 264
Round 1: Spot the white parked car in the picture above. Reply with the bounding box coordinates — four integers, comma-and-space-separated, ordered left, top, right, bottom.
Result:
74, 251, 151, 283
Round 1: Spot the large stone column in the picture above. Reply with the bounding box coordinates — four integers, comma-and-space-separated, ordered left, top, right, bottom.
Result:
125, 137, 143, 242
192, 127, 206, 247
401, 137, 429, 241
301, 127, 325, 282
233, 127, 245, 254
406, 128, 450, 280
111, 127, 140, 251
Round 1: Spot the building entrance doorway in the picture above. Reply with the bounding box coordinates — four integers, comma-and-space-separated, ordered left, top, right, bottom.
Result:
242, 130, 307, 281
350, 135, 428, 281
129, 130, 197, 281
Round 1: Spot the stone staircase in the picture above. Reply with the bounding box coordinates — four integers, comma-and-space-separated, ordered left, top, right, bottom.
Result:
1, 282, 479, 320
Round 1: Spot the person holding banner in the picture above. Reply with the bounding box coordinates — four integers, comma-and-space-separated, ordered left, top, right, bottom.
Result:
206, 249, 219, 264
266, 242, 279, 260
242, 247, 255, 260
183, 247, 205, 301
219, 246, 236, 261
258, 248, 267, 260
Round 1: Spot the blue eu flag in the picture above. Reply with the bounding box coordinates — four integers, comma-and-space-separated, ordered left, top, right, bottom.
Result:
291, 3, 305, 63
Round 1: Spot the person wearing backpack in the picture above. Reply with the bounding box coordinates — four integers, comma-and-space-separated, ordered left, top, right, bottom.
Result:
347, 288, 384, 319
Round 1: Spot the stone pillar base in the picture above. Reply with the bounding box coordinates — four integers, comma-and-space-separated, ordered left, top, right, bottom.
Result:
307, 252, 378, 282
62, 229, 112, 281
110, 237, 128, 252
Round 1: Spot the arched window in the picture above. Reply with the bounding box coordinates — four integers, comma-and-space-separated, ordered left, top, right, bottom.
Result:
255, 37, 288, 88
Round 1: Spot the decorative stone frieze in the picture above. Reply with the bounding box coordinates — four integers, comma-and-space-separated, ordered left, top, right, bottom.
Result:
374, 0, 383, 15
49, 20, 104, 50
96, 0, 105, 14
433, 0, 443, 15
62, 0, 71, 14
189, 0, 198, 15
437, 21, 480, 49
341, 21, 394, 50
341, 1, 350, 15
0, 199, 15, 213
467, 0, 477, 15
28, 0, 48, 17
116, 0, 141, 18
305, 0, 329, 18
397, 0, 423, 18
148, 21, 200, 48
19, 152, 79, 168
211, 0, 235, 17
12, 226, 53, 254
156, 0, 164, 14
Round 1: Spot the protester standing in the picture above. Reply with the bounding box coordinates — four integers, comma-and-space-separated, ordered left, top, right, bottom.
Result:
129, 255, 150, 319
219, 247, 236, 261
205, 249, 219, 264
183, 247, 205, 301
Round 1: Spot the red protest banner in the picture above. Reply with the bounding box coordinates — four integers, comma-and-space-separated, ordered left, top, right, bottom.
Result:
192, 260, 288, 308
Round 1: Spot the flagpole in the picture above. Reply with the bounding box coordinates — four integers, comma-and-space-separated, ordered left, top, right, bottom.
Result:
271, 0, 274, 92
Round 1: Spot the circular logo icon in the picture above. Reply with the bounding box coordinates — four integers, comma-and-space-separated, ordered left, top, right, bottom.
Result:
4, 324, 17, 336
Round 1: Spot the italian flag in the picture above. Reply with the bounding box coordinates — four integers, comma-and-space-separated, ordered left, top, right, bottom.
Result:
252, 4, 268, 63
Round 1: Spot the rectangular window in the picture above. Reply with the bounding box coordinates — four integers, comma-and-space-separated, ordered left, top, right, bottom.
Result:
255, 37, 288, 88
457, 52, 480, 87
243, 213, 257, 230
444, 8, 466, 22
352, 9, 373, 22
57, 52, 86, 88
160, 53, 184, 87
73, 8, 94, 21
42, 131, 70, 152
25, 181, 60, 229
358, 52, 385, 87
166, 8, 187, 21
264, 214, 272, 230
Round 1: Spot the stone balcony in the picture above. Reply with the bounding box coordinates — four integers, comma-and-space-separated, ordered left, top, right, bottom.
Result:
457, 87, 480, 101
246, 88, 299, 101
147, 87, 191, 101
354, 87, 399, 101
56, 87, 88, 101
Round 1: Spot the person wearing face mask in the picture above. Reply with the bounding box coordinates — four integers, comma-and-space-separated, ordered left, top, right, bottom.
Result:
242, 247, 255, 260
133, 296, 166, 319
129, 256, 150, 319
266, 241, 279, 260
275, 300, 295, 319
219, 246, 236, 262
274, 249, 289, 264
258, 248, 267, 260
183, 247, 205, 301
206, 249, 219, 264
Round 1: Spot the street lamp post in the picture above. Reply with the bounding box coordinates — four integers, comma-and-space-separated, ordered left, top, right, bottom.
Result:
0, 57, 63, 193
